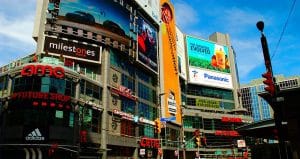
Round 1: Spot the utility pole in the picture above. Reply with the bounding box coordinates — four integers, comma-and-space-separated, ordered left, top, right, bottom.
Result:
256, 21, 287, 159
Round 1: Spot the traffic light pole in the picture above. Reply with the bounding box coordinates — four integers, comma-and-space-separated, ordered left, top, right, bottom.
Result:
257, 21, 287, 159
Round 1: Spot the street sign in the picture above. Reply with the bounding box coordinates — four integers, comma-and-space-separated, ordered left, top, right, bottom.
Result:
160, 116, 176, 122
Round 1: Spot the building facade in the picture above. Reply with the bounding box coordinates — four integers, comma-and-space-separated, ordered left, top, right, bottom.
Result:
0, 0, 254, 159
240, 75, 300, 122
175, 30, 252, 158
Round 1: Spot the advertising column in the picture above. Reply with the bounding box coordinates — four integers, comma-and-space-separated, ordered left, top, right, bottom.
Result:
159, 0, 182, 124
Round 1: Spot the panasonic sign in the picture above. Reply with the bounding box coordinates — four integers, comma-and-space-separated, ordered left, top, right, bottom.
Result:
189, 67, 233, 89
204, 73, 229, 82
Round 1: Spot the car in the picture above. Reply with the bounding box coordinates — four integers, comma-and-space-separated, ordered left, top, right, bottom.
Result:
102, 20, 125, 36
65, 11, 95, 25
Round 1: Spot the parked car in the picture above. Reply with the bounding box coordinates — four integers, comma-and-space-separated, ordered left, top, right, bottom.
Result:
65, 11, 95, 25
102, 20, 125, 36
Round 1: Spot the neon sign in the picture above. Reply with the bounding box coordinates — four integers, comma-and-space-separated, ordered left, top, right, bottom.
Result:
21, 64, 65, 79
215, 130, 239, 137
140, 137, 160, 148
111, 85, 136, 101
221, 117, 242, 123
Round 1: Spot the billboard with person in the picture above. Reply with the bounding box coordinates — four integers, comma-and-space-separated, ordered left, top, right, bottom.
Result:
137, 15, 158, 72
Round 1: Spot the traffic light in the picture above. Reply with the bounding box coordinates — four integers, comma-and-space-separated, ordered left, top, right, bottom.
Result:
154, 118, 161, 133
195, 136, 201, 147
193, 129, 201, 147
262, 70, 275, 96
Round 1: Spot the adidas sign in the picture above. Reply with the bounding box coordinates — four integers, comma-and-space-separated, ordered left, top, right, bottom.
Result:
25, 128, 45, 141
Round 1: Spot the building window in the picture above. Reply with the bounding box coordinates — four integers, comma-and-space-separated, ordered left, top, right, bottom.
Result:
139, 124, 154, 138
121, 120, 135, 136
121, 97, 135, 114
183, 116, 202, 129
12, 76, 76, 97
187, 84, 234, 100
80, 80, 102, 104
138, 102, 156, 120
80, 107, 101, 133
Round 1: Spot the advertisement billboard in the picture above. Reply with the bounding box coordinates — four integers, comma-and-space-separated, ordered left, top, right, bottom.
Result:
189, 66, 233, 89
176, 27, 187, 80
137, 14, 158, 72
186, 35, 233, 89
44, 36, 101, 63
160, 0, 182, 124
186, 35, 230, 73
57, 0, 131, 38
134, 0, 160, 24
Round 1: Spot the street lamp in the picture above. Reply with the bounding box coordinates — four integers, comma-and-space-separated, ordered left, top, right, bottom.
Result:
158, 93, 166, 159
256, 21, 287, 159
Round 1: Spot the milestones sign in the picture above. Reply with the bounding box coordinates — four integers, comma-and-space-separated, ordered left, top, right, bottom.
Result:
44, 37, 101, 63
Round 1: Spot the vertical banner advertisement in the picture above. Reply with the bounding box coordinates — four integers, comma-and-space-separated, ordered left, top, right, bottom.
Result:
176, 27, 187, 80
160, 0, 181, 124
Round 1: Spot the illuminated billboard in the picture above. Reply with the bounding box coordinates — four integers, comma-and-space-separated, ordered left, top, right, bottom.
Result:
160, 0, 182, 124
186, 35, 233, 89
189, 66, 233, 89
186, 35, 230, 73
137, 14, 158, 72
176, 27, 187, 80
44, 36, 102, 63
57, 0, 131, 37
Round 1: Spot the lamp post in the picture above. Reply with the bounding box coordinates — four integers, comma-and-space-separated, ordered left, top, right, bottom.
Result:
158, 93, 165, 159
180, 104, 186, 159
256, 21, 287, 159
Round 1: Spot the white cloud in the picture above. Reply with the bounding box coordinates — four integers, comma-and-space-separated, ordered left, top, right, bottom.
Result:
174, 1, 200, 28
0, 13, 35, 45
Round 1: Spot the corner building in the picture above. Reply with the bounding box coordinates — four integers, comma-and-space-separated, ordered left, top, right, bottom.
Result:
176, 30, 253, 158
0, 0, 253, 159
1, 0, 162, 159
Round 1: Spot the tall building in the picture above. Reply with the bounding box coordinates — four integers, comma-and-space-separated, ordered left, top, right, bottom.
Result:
240, 75, 300, 122
0, 0, 162, 159
0, 0, 253, 159
175, 29, 252, 159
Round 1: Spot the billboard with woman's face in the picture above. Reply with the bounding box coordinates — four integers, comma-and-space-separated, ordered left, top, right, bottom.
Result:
137, 15, 158, 72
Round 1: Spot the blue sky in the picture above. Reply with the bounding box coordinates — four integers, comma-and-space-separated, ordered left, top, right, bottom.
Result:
0, 0, 299, 84
172, 0, 299, 84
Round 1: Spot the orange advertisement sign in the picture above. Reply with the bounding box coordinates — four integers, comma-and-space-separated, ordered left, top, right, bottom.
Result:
160, 0, 182, 124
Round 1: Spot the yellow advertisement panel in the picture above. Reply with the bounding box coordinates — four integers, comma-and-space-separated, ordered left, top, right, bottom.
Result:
160, 0, 182, 124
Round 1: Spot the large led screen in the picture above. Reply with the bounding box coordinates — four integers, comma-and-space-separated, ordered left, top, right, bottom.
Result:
137, 15, 158, 72
186, 36, 230, 73
56, 0, 130, 38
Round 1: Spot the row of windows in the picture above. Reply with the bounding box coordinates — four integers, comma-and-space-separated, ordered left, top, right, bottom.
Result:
110, 49, 158, 121
183, 116, 243, 131
187, 84, 234, 100
3, 108, 74, 128
187, 97, 235, 110
13, 76, 76, 97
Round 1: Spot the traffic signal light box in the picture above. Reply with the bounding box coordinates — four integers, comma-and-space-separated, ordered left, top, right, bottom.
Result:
154, 118, 161, 133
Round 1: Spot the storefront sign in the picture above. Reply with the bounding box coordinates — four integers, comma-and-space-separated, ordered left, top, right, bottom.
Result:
221, 117, 242, 123
112, 109, 134, 120
140, 137, 160, 148
21, 64, 65, 79
44, 36, 101, 63
215, 130, 239, 137
11, 91, 70, 103
112, 109, 155, 125
111, 85, 136, 101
